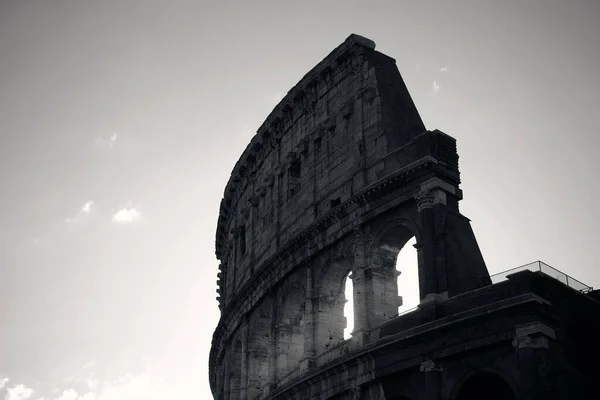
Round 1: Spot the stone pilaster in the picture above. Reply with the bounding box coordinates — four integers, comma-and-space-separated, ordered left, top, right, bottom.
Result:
420, 359, 443, 400
266, 295, 277, 393
240, 321, 249, 400
300, 264, 316, 371
351, 224, 373, 346
414, 190, 441, 300
367, 247, 402, 327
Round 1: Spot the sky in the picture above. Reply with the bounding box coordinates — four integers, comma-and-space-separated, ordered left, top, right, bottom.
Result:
1, 1, 599, 399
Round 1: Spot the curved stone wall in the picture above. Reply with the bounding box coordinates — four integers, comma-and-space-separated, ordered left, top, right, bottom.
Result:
210, 34, 492, 399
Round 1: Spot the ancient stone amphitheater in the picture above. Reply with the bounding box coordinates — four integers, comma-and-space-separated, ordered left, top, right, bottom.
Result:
209, 34, 600, 400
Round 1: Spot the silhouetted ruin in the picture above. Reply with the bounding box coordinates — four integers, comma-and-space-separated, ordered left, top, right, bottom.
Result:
210, 34, 600, 400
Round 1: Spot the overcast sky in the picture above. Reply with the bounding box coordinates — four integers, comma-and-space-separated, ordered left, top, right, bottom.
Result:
1, 1, 599, 399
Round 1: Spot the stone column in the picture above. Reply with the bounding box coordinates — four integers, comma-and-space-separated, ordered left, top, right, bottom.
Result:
367, 247, 402, 327
223, 352, 231, 400
414, 190, 440, 301
351, 225, 372, 346
420, 359, 443, 400
266, 294, 278, 393
301, 264, 315, 370
215, 363, 223, 400
240, 320, 249, 400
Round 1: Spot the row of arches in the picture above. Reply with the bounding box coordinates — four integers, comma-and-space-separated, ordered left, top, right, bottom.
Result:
222, 231, 421, 399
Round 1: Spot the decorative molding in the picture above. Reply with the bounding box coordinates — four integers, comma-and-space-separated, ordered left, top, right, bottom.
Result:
348, 55, 364, 76
512, 335, 534, 349
419, 359, 443, 372
414, 189, 435, 212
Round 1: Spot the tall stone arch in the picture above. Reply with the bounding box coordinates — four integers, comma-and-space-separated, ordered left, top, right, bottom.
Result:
247, 297, 273, 399
314, 254, 353, 353
277, 277, 306, 378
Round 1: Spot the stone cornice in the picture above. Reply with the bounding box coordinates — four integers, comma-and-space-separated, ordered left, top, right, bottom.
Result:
215, 34, 377, 260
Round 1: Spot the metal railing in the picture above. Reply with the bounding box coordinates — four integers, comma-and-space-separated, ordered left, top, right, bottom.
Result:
489, 261, 593, 293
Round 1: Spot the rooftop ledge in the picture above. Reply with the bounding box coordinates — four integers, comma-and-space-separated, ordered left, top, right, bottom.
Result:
490, 260, 593, 293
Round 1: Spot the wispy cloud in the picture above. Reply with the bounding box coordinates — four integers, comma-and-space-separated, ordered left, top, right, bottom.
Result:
80, 202, 94, 214
0, 376, 8, 389
65, 201, 94, 224
432, 80, 441, 95
85, 379, 97, 392
93, 133, 118, 150
82, 362, 96, 370
112, 204, 141, 223
107, 134, 117, 149
440, 66, 449, 72
5, 383, 34, 400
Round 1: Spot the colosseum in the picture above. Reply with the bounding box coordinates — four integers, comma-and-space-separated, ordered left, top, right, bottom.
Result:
210, 34, 600, 400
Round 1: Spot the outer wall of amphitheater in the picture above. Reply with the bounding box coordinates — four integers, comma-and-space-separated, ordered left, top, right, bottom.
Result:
209, 34, 600, 400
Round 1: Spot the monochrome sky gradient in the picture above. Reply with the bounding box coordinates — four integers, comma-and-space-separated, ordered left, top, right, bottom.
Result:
1, 1, 599, 399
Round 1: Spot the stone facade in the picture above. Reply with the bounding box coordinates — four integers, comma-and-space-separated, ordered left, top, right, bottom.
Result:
210, 34, 600, 399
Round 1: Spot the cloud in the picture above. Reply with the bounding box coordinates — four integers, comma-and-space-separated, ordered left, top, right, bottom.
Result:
107, 134, 117, 149
432, 80, 441, 94
5, 384, 34, 400
440, 66, 449, 72
82, 362, 96, 370
111, 205, 141, 223
80, 202, 94, 213
93, 133, 118, 150
0, 377, 8, 389
55, 389, 78, 400
85, 379, 97, 392
53, 389, 96, 400
65, 201, 95, 224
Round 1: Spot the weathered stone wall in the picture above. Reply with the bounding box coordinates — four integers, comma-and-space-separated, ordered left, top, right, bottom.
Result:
210, 34, 496, 400
215, 34, 427, 311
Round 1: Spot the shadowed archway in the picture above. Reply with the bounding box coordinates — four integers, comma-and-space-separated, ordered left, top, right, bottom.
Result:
454, 371, 516, 400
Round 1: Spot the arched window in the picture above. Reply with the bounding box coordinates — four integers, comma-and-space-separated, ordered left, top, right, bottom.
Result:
315, 258, 351, 352
454, 372, 516, 400
343, 271, 353, 339
395, 237, 419, 313
369, 223, 419, 326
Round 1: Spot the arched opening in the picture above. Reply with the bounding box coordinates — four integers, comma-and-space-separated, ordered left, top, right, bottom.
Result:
247, 301, 271, 400
316, 259, 351, 352
277, 282, 305, 376
373, 223, 421, 319
395, 237, 420, 313
343, 271, 353, 339
229, 340, 243, 400
454, 372, 516, 400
